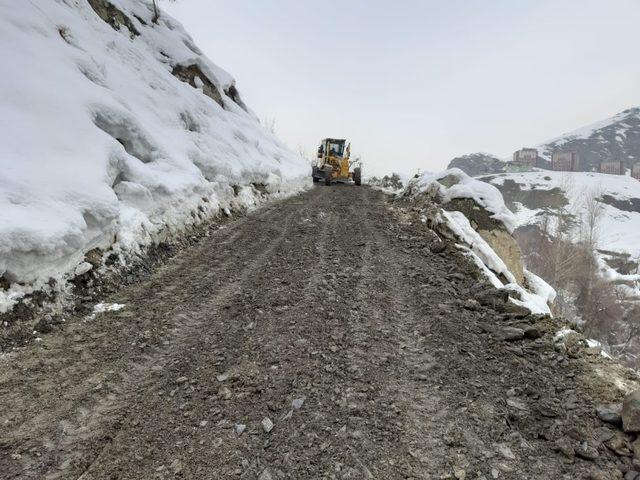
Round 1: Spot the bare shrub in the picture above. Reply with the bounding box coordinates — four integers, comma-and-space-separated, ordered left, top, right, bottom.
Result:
519, 184, 626, 355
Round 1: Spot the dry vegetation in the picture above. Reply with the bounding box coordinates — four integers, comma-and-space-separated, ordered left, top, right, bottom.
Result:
368, 173, 404, 191
516, 179, 640, 364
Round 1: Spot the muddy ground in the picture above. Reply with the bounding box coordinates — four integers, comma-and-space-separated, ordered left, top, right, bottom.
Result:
0, 186, 632, 479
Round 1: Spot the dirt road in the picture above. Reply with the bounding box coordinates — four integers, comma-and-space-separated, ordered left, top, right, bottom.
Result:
0, 186, 623, 479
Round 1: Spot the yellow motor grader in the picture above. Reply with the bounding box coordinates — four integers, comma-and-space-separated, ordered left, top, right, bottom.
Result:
312, 138, 361, 186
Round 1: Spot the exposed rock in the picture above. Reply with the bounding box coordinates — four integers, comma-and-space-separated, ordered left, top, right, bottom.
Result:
495, 302, 532, 317
623, 391, 640, 432
496, 443, 516, 460
223, 84, 248, 111
87, 0, 139, 37
84, 247, 103, 268
575, 442, 600, 461
632, 437, 640, 460
523, 326, 542, 339
501, 327, 525, 341
261, 417, 274, 433
555, 436, 575, 458
447, 153, 506, 177
172, 64, 224, 107
605, 432, 633, 456
429, 241, 447, 254
463, 298, 480, 311
487, 179, 569, 212
454, 467, 466, 479
477, 228, 525, 285
475, 288, 509, 307
597, 404, 623, 427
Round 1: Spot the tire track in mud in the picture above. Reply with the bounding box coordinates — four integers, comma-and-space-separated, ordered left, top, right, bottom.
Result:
0, 204, 299, 479
66, 206, 302, 480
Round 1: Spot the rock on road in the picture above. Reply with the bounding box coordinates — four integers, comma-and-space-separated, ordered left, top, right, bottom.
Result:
0, 186, 622, 479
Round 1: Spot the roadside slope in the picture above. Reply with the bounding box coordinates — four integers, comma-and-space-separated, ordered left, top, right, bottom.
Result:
0, 0, 309, 312
0, 186, 633, 479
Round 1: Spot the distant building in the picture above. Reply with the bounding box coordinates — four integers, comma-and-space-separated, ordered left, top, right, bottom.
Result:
552, 151, 580, 172
512, 148, 538, 167
599, 160, 625, 175
632, 163, 640, 180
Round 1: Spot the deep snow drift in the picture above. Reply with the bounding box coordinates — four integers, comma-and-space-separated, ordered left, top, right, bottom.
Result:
0, 0, 310, 311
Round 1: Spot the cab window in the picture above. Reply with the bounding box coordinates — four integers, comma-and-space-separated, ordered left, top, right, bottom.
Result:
329, 142, 344, 156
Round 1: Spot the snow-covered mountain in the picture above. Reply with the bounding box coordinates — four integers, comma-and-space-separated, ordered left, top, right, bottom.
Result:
539, 108, 640, 171
0, 0, 310, 311
448, 107, 640, 176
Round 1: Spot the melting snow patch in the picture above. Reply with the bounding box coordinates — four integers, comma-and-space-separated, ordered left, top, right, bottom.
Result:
554, 327, 577, 343
93, 303, 126, 314
586, 338, 612, 359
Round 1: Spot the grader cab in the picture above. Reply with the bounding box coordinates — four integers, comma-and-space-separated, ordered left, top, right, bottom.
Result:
312, 138, 361, 186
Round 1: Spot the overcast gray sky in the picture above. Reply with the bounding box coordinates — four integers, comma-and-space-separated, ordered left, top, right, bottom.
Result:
164, 0, 640, 176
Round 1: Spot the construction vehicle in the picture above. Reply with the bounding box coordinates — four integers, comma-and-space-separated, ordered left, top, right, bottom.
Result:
312, 138, 361, 186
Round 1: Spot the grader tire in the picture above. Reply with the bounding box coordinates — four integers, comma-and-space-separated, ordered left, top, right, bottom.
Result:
353, 167, 362, 186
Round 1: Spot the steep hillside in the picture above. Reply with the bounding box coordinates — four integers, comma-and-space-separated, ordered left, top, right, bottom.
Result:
448, 108, 640, 177
482, 171, 640, 273
481, 170, 640, 360
539, 108, 640, 171
0, 0, 309, 312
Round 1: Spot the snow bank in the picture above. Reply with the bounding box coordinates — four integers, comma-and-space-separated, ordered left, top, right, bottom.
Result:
0, 0, 310, 311
407, 169, 517, 232
443, 211, 554, 315
406, 169, 554, 314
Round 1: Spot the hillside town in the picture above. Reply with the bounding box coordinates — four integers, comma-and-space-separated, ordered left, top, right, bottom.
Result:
511, 147, 640, 179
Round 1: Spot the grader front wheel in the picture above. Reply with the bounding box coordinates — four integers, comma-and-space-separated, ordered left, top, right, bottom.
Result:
353, 167, 362, 186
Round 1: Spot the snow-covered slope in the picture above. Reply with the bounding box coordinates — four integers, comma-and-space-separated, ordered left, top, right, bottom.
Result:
482, 171, 640, 296
0, 0, 310, 311
484, 171, 640, 259
403, 169, 555, 315
538, 108, 640, 172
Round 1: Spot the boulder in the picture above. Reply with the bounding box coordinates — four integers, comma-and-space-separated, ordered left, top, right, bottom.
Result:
475, 288, 509, 307
597, 404, 623, 427
501, 327, 525, 341
524, 326, 542, 339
